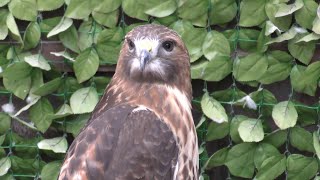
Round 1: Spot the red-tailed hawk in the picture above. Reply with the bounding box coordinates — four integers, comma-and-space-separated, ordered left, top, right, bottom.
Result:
59, 24, 198, 180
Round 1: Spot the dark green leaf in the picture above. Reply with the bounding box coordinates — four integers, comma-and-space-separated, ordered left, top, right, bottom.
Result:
29, 98, 54, 133
33, 77, 62, 96
288, 34, 315, 65
239, 0, 267, 27
263, 130, 288, 148
58, 24, 80, 53
40, 161, 62, 180
254, 143, 281, 170
230, 115, 247, 143
205, 147, 229, 169
0, 113, 10, 135
290, 126, 315, 153
74, 48, 99, 83
206, 122, 229, 141
287, 154, 318, 180
254, 155, 286, 180
23, 22, 41, 50
8, 0, 37, 21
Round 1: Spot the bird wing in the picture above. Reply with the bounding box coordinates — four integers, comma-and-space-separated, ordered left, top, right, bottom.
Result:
59, 104, 179, 180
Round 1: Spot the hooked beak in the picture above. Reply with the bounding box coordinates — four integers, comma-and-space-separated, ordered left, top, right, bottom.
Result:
140, 49, 151, 70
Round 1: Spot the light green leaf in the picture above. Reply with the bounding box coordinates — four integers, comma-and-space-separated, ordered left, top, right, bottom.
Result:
145, 0, 177, 18
0, 9, 8, 40
233, 53, 268, 82
8, 0, 37, 21
225, 143, 256, 178
122, 0, 148, 21
29, 98, 54, 133
199, 57, 232, 81
272, 101, 298, 130
296, 33, 320, 42
58, 24, 80, 53
74, 48, 99, 83
6, 12, 22, 44
295, 0, 317, 29
37, 137, 68, 153
92, 10, 119, 28
266, 26, 298, 45
287, 154, 318, 180
275, 0, 303, 17
201, 92, 228, 123
313, 132, 320, 160
238, 118, 264, 142
230, 115, 247, 143
263, 130, 288, 148
0, 157, 11, 176
3, 77, 31, 99
39, 16, 61, 34
202, 31, 230, 60
3, 61, 32, 80
51, 104, 73, 119
93, 0, 121, 13
33, 77, 62, 96
40, 161, 62, 180
205, 147, 229, 169
239, 0, 267, 27
254, 143, 281, 170
312, 15, 320, 34
47, 17, 73, 38
70, 87, 99, 114
37, 0, 64, 11
265, 3, 292, 31
177, 0, 208, 22
0, 113, 11, 134
65, 0, 99, 19
24, 54, 51, 71
289, 34, 315, 65
254, 155, 286, 180
23, 22, 41, 50
190, 60, 207, 79
0, 0, 10, 7
290, 127, 315, 153
96, 43, 121, 65
206, 121, 229, 141
209, 0, 237, 25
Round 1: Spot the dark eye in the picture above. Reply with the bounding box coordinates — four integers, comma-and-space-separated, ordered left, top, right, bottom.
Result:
128, 39, 135, 50
162, 41, 174, 52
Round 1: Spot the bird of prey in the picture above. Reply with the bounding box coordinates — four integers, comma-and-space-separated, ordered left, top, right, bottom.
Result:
59, 24, 198, 180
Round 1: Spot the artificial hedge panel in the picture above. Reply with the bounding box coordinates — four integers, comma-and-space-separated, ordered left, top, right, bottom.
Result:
0, 0, 319, 179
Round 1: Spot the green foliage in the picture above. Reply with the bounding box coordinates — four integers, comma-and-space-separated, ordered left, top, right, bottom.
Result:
0, 1, 319, 180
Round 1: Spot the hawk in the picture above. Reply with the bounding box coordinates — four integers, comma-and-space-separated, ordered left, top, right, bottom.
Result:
59, 24, 198, 180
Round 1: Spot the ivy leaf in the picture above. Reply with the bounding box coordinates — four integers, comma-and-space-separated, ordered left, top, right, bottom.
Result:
290, 127, 315, 153
209, 0, 237, 25
275, 0, 303, 17
230, 115, 247, 143
288, 37, 316, 65
0, 113, 11, 134
74, 48, 99, 83
47, 17, 73, 38
254, 155, 286, 180
238, 118, 264, 142
295, 0, 317, 29
206, 121, 229, 141
70, 87, 99, 114
37, 0, 64, 11
233, 53, 268, 82
254, 143, 281, 170
8, 0, 37, 21
263, 130, 288, 148
6, 12, 22, 44
92, 10, 119, 28
239, 0, 267, 27
122, 0, 148, 21
40, 161, 62, 180
201, 92, 228, 123
313, 132, 320, 160
0, 9, 8, 40
33, 77, 62, 96
23, 22, 41, 50
225, 143, 256, 178
0, 157, 11, 176
286, 154, 318, 180
145, 0, 176, 18
272, 101, 298, 130
37, 137, 68, 153
202, 31, 230, 60
290, 62, 320, 96
24, 54, 51, 71
205, 147, 229, 169
29, 98, 54, 133
58, 24, 80, 53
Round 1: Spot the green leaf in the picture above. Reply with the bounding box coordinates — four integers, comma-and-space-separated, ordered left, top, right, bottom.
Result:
70, 87, 99, 114
10, 156, 45, 175
37, 137, 68, 153
201, 92, 228, 123
209, 0, 237, 25
29, 98, 54, 133
239, 0, 267, 27
58, 24, 80, 53
225, 143, 256, 178
39, 17, 61, 34
295, 0, 317, 29
65, 114, 90, 137
14, 94, 40, 117
0, 157, 11, 176
92, 10, 119, 28
96, 43, 121, 65
290, 126, 315, 153
263, 130, 288, 148
265, 3, 292, 31
296, 104, 317, 126
233, 53, 268, 82
272, 101, 298, 130
37, 0, 64, 11
122, 0, 148, 21
254, 155, 286, 180
238, 118, 264, 142
3, 77, 31, 99
288, 34, 315, 65
8, 0, 37, 21
0, 9, 8, 40
313, 132, 320, 160
0, 0, 10, 7
230, 115, 247, 143
287, 154, 318, 180
3, 61, 32, 80
23, 22, 41, 50
266, 26, 298, 45
257, 24, 270, 53
290, 62, 320, 96
275, 0, 303, 17
202, 31, 230, 60
93, 0, 121, 13
205, 147, 228, 169
40, 161, 62, 180
193, 57, 232, 81
206, 121, 229, 141
254, 143, 281, 170
65, 0, 99, 19
296, 33, 320, 42
53, 104, 73, 119
312, 15, 320, 34
0, 134, 5, 145
145, 0, 177, 18
47, 17, 73, 38
236, 29, 260, 52
33, 77, 62, 96
6, 12, 22, 44
74, 48, 99, 83
24, 54, 51, 71
0, 113, 11, 134
177, 0, 208, 21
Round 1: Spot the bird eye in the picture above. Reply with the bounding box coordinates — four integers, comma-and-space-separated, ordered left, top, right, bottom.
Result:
128, 39, 135, 50
162, 41, 174, 52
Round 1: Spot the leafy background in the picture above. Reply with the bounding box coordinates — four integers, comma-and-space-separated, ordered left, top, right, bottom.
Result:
0, 0, 320, 179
